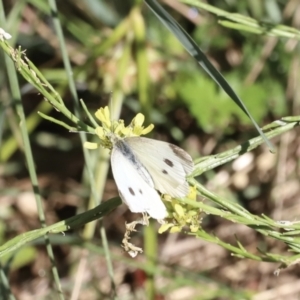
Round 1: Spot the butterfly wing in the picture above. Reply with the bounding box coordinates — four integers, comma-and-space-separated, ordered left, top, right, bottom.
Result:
125, 137, 193, 198
111, 146, 168, 219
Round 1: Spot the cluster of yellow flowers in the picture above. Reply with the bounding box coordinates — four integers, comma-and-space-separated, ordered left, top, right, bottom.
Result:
159, 185, 201, 234
84, 106, 154, 150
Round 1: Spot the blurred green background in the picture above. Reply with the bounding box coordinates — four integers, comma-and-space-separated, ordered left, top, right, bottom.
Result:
1, 0, 300, 299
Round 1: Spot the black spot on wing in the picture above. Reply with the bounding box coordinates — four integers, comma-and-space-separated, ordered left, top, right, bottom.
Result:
139, 189, 143, 194
169, 143, 193, 164
162, 170, 168, 174
129, 187, 135, 196
164, 158, 174, 167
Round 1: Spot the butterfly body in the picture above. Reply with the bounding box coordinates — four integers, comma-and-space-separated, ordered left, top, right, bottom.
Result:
111, 136, 193, 219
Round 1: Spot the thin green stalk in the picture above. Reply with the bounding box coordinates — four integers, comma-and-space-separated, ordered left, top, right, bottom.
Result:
100, 225, 117, 298
144, 220, 157, 300
191, 118, 299, 177
82, 147, 110, 237
80, 99, 99, 128
1, 96, 53, 161
145, 0, 274, 152
179, 0, 300, 39
85, 243, 251, 299
81, 34, 133, 299
82, 28, 131, 238
0, 40, 94, 134
0, 197, 121, 258
92, 18, 130, 58
81, 34, 131, 300
47, 0, 116, 296
131, 6, 150, 114
38, 111, 78, 131
0, 2, 64, 298
0, 264, 16, 300
131, 5, 157, 297
180, 182, 300, 262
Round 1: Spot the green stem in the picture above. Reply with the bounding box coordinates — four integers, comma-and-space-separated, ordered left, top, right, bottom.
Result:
0, 1, 64, 298
0, 197, 121, 258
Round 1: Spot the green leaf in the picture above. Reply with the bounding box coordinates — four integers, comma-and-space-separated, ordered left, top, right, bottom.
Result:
145, 0, 274, 151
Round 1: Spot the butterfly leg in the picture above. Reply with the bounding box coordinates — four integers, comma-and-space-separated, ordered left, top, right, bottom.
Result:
141, 212, 150, 226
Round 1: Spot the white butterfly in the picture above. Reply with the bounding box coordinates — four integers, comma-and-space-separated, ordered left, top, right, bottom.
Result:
110, 136, 194, 219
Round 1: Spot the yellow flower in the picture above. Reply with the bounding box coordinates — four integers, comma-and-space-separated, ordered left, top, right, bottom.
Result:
174, 203, 185, 218
158, 223, 174, 234
158, 186, 201, 234
84, 106, 155, 151
130, 113, 154, 136
84, 141, 98, 149
187, 185, 197, 201
95, 107, 111, 129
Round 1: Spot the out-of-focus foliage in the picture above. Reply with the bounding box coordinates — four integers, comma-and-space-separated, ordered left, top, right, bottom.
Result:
175, 68, 286, 132
1, 0, 300, 299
